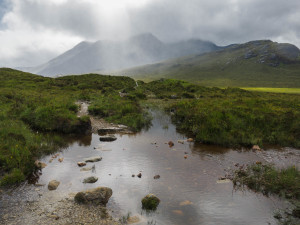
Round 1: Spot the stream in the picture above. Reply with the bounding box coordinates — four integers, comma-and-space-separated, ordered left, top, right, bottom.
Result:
1, 109, 299, 225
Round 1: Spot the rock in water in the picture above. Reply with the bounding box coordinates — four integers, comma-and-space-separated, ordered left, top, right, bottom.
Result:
168, 141, 174, 147
153, 175, 160, 179
48, 180, 60, 190
187, 138, 194, 142
83, 176, 98, 183
137, 173, 142, 178
34, 160, 47, 169
84, 156, 102, 163
99, 135, 117, 142
74, 187, 112, 206
77, 162, 87, 167
141, 194, 160, 210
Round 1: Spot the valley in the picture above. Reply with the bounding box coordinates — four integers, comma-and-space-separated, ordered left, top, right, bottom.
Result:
0, 69, 299, 224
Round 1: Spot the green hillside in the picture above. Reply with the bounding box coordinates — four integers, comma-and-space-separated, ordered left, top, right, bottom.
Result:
115, 40, 300, 88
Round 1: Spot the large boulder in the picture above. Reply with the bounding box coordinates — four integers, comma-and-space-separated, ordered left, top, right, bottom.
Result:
74, 187, 112, 205
141, 194, 160, 210
48, 180, 60, 190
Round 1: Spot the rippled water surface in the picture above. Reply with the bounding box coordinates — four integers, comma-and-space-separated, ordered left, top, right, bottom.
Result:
2, 110, 299, 225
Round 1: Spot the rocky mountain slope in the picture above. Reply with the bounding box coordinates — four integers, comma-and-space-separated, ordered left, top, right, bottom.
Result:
114, 40, 300, 87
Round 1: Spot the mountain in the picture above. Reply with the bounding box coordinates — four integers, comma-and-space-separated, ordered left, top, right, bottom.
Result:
24, 33, 221, 76
114, 40, 300, 87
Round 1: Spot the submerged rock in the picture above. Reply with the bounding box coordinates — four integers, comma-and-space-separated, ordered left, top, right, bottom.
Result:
153, 175, 160, 179
137, 173, 142, 178
83, 176, 98, 183
99, 135, 117, 142
127, 216, 140, 224
74, 187, 112, 206
80, 167, 92, 171
84, 156, 102, 163
48, 180, 60, 190
141, 194, 160, 210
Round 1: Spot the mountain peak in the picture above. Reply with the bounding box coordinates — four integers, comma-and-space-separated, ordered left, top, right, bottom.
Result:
129, 33, 162, 44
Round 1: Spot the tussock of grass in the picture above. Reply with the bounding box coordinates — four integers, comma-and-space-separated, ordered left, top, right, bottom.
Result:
233, 164, 300, 199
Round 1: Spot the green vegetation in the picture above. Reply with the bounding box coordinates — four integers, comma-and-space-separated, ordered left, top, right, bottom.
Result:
242, 87, 300, 94
233, 164, 300, 199
139, 79, 300, 148
0, 68, 299, 185
0, 68, 148, 185
141, 194, 160, 210
116, 40, 300, 88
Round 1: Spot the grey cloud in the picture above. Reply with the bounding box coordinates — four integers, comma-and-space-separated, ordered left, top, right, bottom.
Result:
1, 0, 300, 67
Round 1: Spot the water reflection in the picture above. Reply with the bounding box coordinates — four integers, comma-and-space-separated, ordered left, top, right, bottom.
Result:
2, 109, 295, 225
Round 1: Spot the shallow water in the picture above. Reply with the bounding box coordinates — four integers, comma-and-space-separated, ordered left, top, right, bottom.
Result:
1, 110, 299, 225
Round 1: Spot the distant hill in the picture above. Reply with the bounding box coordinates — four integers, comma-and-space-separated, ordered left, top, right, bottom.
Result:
114, 40, 300, 87
23, 33, 220, 77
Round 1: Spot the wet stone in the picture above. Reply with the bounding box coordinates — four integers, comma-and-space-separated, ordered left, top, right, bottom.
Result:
83, 176, 98, 184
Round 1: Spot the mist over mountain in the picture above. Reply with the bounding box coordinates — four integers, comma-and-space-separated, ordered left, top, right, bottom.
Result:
24, 33, 220, 77
115, 40, 300, 87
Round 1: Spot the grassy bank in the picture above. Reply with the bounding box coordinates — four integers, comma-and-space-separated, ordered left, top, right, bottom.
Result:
233, 164, 300, 223
137, 79, 300, 148
0, 68, 149, 185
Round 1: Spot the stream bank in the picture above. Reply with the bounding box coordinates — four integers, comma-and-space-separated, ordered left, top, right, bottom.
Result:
0, 109, 299, 225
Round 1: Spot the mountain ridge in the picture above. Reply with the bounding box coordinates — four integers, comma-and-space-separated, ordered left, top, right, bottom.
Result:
23, 33, 221, 77
113, 39, 300, 87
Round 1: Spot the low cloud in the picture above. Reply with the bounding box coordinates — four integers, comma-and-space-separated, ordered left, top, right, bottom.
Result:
1, 0, 300, 67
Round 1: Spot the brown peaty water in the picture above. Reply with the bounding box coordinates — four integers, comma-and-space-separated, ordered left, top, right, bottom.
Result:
1, 109, 299, 225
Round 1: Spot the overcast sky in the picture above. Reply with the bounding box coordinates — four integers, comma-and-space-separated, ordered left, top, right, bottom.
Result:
1, 0, 300, 67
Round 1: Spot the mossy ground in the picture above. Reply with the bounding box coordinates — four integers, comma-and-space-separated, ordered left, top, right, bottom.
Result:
0, 68, 149, 185
0, 68, 299, 185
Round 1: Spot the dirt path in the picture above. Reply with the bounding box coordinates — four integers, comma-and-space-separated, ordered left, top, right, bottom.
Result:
76, 101, 132, 134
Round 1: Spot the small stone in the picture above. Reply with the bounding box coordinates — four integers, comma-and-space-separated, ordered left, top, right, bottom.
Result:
187, 138, 193, 142
178, 140, 184, 144
58, 158, 64, 162
48, 180, 60, 190
168, 141, 174, 147
153, 175, 160, 179
137, 173, 142, 178
184, 155, 188, 159
77, 162, 87, 167
83, 176, 98, 184
172, 210, 184, 215
179, 200, 193, 206
132, 174, 135, 177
